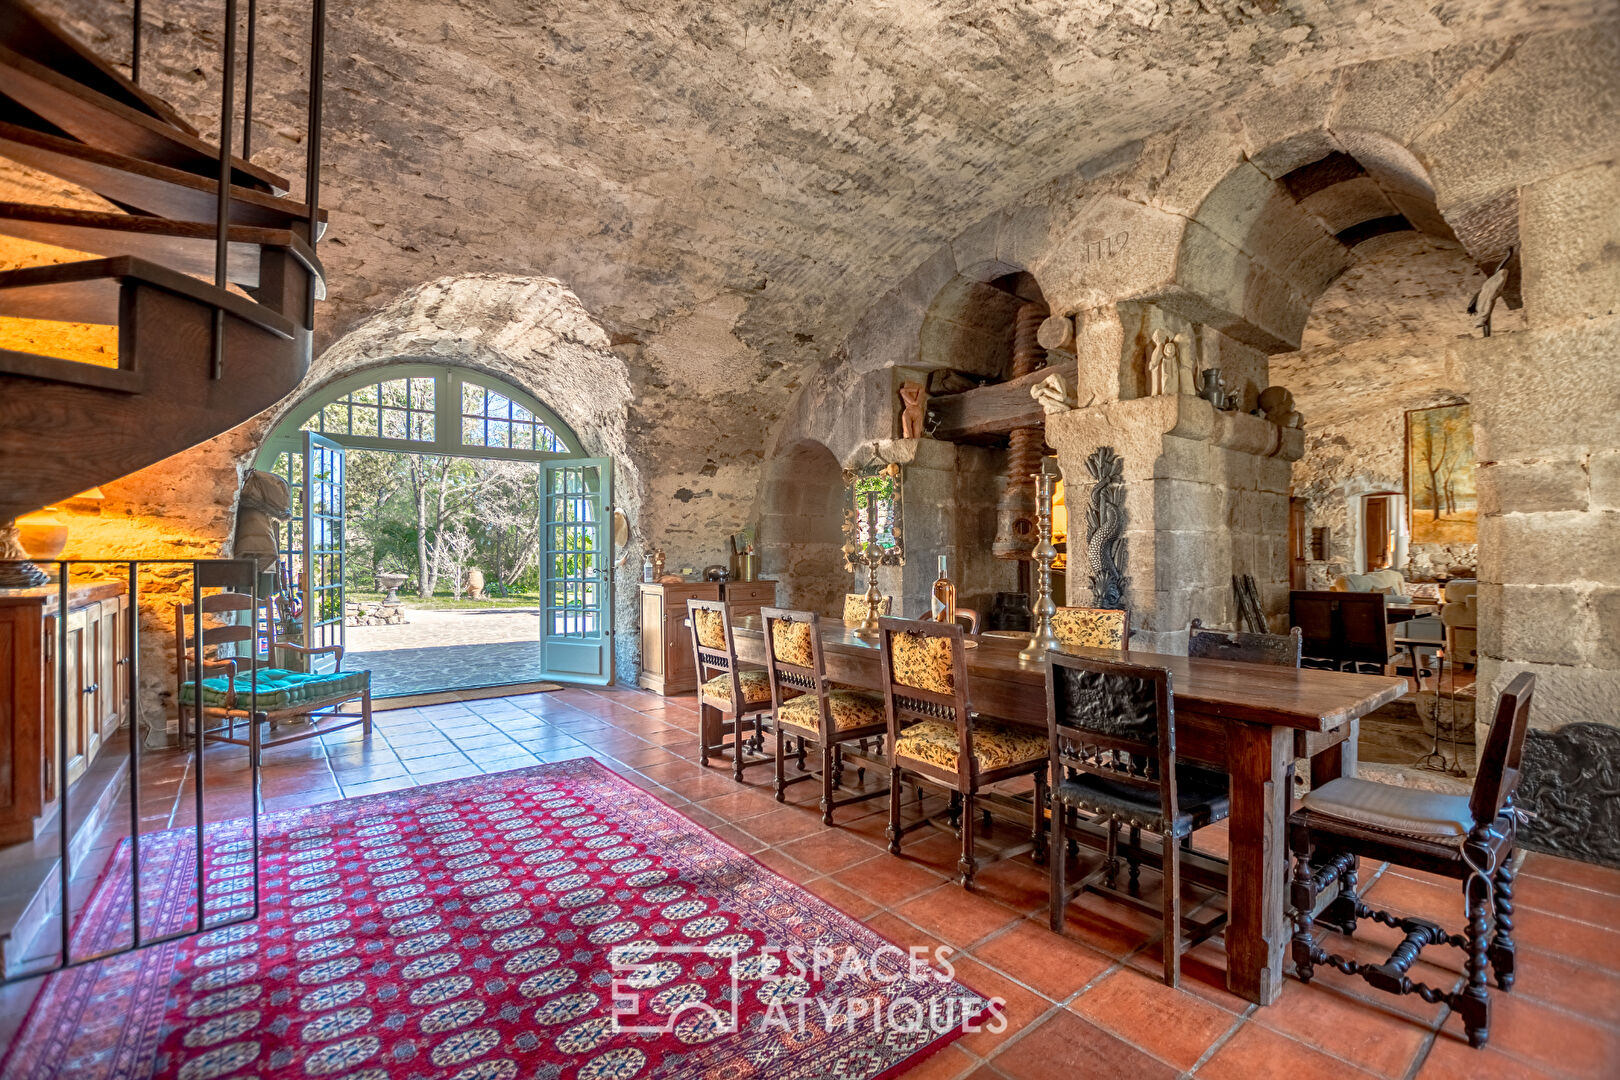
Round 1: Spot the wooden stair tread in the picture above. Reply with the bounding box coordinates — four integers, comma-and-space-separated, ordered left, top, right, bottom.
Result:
0, 1, 199, 138
0, 255, 295, 339
0, 202, 326, 298
0, 42, 289, 194
0, 121, 327, 237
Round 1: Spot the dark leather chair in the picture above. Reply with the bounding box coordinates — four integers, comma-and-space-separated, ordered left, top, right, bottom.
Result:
1289, 673, 1536, 1049
1045, 652, 1229, 987
1290, 590, 1398, 673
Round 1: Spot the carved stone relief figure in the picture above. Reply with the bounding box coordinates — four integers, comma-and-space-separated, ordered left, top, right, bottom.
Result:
1030, 371, 1077, 414
1146, 329, 1191, 396
898, 382, 925, 439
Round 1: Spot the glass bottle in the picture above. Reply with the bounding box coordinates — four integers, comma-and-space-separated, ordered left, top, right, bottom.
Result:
931, 554, 956, 626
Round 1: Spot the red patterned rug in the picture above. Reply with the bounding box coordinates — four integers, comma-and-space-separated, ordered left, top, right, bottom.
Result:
3, 758, 993, 1080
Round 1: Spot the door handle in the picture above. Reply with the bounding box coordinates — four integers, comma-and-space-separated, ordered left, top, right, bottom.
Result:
83, 683, 98, 694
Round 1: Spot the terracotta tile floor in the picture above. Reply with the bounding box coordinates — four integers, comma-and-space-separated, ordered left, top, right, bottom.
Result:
15, 684, 1620, 1078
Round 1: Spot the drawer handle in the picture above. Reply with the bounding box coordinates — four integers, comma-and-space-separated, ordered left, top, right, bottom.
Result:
82, 683, 98, 694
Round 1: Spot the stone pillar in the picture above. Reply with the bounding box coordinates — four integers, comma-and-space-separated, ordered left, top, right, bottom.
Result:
853, 439, 1018, 619
1046, 395, 1303, 652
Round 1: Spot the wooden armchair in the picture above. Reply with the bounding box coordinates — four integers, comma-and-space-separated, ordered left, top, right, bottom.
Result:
1046, 651, 1229, 987
689, 598, 787, 778
878, 616, 1047, 888
761, 607, 888, 824
173, 591, 370, 748
1289, 673, 1536, 1049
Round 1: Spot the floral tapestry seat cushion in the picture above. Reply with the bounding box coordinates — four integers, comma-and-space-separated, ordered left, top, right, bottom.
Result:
776, 689, 886, 734
700, 669, 795, 711
893, 718, 1047, 773
178, 667, 369, 710
693, 608, 727, 650
1052, 607, 1128, 651
842, 594, 893, 627
890, 631, 955, 695
770, 619, 815, 669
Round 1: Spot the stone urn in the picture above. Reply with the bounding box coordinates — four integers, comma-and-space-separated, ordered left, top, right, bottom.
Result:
377, 573, 407, 603
465, 568, 486, 600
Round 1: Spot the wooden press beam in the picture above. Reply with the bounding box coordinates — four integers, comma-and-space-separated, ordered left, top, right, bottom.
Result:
925, 356, 1076, 443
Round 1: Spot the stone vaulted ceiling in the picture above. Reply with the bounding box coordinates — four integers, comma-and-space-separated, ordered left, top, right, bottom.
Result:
45, 0, 1601, 375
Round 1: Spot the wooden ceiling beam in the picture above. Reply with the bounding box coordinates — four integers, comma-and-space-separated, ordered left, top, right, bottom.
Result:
925, 356, 1076, 443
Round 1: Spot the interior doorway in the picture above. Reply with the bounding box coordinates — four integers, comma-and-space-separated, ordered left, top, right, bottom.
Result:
255, 365, 615, 697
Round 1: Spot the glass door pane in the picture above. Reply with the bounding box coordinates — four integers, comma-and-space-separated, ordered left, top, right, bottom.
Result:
540, 458, 611, 683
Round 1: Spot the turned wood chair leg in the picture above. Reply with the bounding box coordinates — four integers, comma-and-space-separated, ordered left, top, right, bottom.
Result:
886, 767, 903, 855
361, 689, 372, 735
1321, 853, 1360, 934
820, 741, 836, 826
1162, 831, 1182, 988
1049, 794, 1067, 932
732, 715, 748, 782
1127, 824, 1143, 895
1462, 871, 1494, 1048
1289, 829, 1319, 984
773, 727, 786, 802
958, 789, 977, 888
1105, 818, 1120, 887
1031, 767, 1048, 866
1490, 858, 1517, 991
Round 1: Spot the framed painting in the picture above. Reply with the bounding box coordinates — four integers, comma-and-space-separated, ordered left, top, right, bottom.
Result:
1406, 403, 1476, 544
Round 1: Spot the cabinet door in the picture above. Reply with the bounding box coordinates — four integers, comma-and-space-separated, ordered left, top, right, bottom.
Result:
95, 594, 129, 742
664, 608, 697, 690
45, 609, 91, 789
639, 591, 664, 679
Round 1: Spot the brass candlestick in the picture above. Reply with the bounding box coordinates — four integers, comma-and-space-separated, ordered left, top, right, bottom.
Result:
855, 493, 884, 640
1020, 471, 1061, 662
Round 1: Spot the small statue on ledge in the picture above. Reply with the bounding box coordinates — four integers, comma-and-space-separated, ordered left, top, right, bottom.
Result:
1147, 328, 1189, 396
898, 382, 926, 439
1030, 371, 1077, 415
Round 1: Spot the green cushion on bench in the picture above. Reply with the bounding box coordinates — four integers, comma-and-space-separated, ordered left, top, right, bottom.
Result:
178, 668, 369, 709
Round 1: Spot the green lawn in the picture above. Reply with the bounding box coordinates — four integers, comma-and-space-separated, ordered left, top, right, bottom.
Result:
347, 590, 540, 610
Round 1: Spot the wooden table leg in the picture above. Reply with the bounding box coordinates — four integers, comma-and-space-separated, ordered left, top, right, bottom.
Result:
1309, 717, 1358, 790
1226, 721, 1293, 1005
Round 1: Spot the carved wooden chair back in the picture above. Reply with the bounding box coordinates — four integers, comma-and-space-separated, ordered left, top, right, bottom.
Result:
1188, 618, 1302, 667
687, 598, 747, 710
760, 606, 827, 722
843, 593, 893, 627
1052, 607, 1129, 651
877, 615, 974, 786
1469, 672, 1536, 828
1045, 651, 1178, 828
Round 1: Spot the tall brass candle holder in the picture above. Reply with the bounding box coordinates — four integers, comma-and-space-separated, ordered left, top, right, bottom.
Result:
855, 493, 884, 641
1019, 470, 1061, 663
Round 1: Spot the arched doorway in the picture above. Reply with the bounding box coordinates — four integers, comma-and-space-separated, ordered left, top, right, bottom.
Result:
756, 439, 847, 617
255, 363, 616, 692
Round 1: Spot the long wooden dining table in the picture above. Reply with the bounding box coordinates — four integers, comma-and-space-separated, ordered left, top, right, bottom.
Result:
726, 615, 1406, 1006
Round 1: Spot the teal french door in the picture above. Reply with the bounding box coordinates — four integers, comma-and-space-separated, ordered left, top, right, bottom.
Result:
540, 458, 612, 684
267, 431, 345, 672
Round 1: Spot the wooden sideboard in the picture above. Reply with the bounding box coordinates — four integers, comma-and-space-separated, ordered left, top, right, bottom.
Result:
0, 582, 130, 843
636, 580, 778, 695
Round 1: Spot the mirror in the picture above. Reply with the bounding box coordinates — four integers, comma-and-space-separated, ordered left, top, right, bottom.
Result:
842, 463, 904, 569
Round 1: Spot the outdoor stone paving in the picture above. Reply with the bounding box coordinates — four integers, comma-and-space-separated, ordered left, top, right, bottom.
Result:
345, 607, 547, 697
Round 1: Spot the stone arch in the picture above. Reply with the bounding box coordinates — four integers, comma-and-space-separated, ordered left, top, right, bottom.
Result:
917, 265, 1049, 379
755, 438, 848, 618
245, 273, 646, 679
1164, 128, 1514, 356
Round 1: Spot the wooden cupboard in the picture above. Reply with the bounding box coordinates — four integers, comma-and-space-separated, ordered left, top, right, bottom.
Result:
0, 582, 130, 843
636, 580, 778, 696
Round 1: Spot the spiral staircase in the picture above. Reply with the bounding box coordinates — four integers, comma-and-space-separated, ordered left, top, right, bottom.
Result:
0, 0, 328, 526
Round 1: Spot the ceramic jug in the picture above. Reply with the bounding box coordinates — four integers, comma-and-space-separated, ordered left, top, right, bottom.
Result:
1194, 368, 1225, 407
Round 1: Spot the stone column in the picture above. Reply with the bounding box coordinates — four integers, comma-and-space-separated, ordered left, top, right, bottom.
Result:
851, 439, 1018, 619
1046, 395, 1303, 652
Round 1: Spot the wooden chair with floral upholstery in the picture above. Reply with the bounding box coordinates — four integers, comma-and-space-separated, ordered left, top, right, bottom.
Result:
689, 598, 783, 779
878, 616, 1048, 888
1051, 606, 1129, 652
761, 606, 890, 824
842, 592, 893, 627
